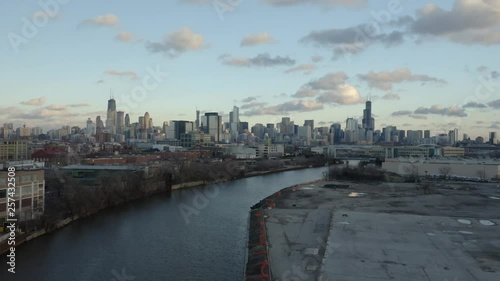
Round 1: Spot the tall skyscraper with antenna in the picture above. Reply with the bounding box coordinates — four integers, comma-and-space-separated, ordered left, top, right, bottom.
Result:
362, 96, 374, 131
106, 90, 117, 134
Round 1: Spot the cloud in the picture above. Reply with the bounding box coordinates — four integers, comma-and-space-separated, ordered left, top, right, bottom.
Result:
492, 71, 499, 79
0, 106, 20, 116
241, 96, 258, 103
305, 72, 349, 89
316, 84, 363, 105
240, 32, 274, 47
391, 110, 412, 116
413, 105, 467, 117
462, 101, 487, 108
382, 93, 400, 100
45, 105, 66, 111
311, 55, 323, 62
104, 70, 139, 80
96, 80, 105, 84
242, 100, 323, 116
358, 68, 447, 90
300, 25, 404, 58
477, 65, 488, 72
409, 115, 428, 120
292, 89, 319, 98
82, 14, 120, 26
20, 96, 47, 106
68, 103, 91, 108
284, 63, 316, 74
261, 0, 367, 8
221, 53, 295, 67
408, 0, 500, 45
241, 102, 268, 110
487, 99, 500, 109
292, 72, 363, 105
183, 0, 366, 7
146, 27, 208, 57
116, 32, 134, 42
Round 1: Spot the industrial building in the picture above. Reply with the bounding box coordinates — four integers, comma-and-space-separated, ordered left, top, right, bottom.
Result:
382, 158, 500, 180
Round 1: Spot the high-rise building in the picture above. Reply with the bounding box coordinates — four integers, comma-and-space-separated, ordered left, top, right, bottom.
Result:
202, 112, 222, 142
280, 117, 294, 135
96, 116, 104, 134
116, 111, 125, 134
168, 121, 194, 140
345, 118, 358, 131
362, 100, 375, 131
144, 112, 151, 129
490, 132, 498, 144
106, 96, 117, 134
86, 118, 95, 136
229, 106, 240, 141
330, 123, 342, 144
195, 110, 200, 130
448, 128, 458, 145
125, 114, 130, 127
383, 126, 393, 143
424, 130, 431, 139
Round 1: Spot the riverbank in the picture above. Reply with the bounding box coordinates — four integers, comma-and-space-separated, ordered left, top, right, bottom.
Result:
0, 164, 317, 256
246, 180, 500, 280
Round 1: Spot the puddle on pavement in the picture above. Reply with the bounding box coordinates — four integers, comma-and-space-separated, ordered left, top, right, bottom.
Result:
479, 220, 495, 226
457, 219, 472, 225
348, 192, 366, 198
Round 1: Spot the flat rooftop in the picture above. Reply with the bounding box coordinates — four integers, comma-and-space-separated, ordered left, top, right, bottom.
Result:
62, 164, 141, 171
261, 180, 500, 280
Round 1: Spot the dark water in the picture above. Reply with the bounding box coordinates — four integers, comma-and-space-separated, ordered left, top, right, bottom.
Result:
1, 167, 325, 281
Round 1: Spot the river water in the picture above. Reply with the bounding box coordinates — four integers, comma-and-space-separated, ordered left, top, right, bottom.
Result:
1, 167, 325, 281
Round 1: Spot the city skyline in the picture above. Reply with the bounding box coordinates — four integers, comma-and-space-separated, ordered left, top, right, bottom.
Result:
1, 0, 499, 137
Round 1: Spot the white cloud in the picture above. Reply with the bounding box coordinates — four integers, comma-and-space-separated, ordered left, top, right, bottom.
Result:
20, 96, 47, 106
116, 32, 134, 42
240, 32, 274, 47
82, 14, 120, 26
146, 27, 208, 57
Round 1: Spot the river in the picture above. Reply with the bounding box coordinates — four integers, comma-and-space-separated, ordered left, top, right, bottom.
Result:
1, 167, 326, 281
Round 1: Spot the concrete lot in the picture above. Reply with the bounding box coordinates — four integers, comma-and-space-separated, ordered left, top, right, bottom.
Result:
263, 181, 500, 281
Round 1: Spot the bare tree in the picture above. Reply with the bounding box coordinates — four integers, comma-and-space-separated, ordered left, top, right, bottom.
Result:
439, 166, 452, 178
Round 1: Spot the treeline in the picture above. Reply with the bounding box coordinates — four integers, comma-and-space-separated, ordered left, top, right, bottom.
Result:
324, 164, 386, 181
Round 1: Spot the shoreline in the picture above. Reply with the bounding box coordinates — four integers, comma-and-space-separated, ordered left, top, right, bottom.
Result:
0, 165, 320, 256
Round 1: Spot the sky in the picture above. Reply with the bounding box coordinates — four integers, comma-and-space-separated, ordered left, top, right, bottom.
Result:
1, 0, 499, 138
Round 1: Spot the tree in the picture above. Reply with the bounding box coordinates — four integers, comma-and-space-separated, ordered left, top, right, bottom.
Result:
439, 166, 452, 178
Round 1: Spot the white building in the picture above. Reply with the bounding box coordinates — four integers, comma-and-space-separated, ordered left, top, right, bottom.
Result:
383, 158, 500, 180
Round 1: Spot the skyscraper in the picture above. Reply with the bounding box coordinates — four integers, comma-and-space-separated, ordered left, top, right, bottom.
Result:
202, 112, 222, 142
125, 114, 130, 127
229, 106, 240, 141
362, 100, 374, 131
195, 110, 200, 130
86, 118, 95, 136
106, 96, 117, 134
96, 116, 104, 134
116, 111, 125, 134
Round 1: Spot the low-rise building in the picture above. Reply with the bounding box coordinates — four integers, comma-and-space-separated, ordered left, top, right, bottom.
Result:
441, 146, 465, 157
0, 161, 45, 224
382, 158, 500, 180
